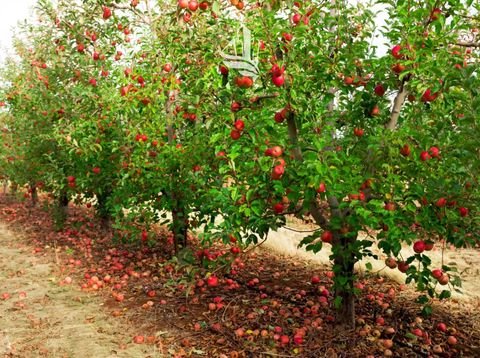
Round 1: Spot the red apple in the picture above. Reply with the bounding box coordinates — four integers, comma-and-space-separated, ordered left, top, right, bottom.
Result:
432, 269, 443, 280
178, 0, 189, 8
437, 322, 447, 332
273, 202, 285, 214
321, 231, 333, 244
400, 144, 411, 157
272, 75, 285, 87
311, 275, 320, 284
435, 197, 447, 207
397, 261, 409, 273
384, 202, 395, 211
419, 151, 431, 161
234, 119, 245, 131
354, 128, 364, 137
317, 182, 326, 193
458, 207, 469, 217
429, 146, 440, 158
374, 84, 386, 96
270, 146, 283, 157
391, 45, 403, 59
188, 0, 198, 11
102, 6, 112, 20
385, 258, 397, 269
230, 129, 241, 140
207, 275, 219, 287
438, 274, 449, 285
413, 240, 425, 254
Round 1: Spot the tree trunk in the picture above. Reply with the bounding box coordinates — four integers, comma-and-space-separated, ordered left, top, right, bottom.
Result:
332, 233, 357, 328
54, 191, 69, 230
172, 204, 188, 254
30, 182, 38, 206
96, 191, 112, 229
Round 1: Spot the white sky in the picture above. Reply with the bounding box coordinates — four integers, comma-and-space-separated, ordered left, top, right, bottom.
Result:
0, 0, 37, 63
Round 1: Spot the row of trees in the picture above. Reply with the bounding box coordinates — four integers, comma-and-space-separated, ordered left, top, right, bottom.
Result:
0, 0, 479, 326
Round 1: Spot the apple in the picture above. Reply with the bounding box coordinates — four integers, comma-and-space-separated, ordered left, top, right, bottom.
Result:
272, 75, 285, 87
432, 269, 443, 280
219, 65, 228, 75
188, 0, 198, 11
317, 182, 326, 193
93, 51, 100, 60
270, 146, 283, 157
163, 63, 172, 72
273, 202, 285, 214
199, 1, 209, 10
438, 274, 449, 285
67, 175, 76, 183
413, 240, 425, 254
385, 258, 397, 269
371, 105, 380, 116
400, 144, 411, 157
384, 202, 395, 211
437, 322, 447, 332
102, 6, 112, 20
231, 101, 242, 112
419, 151, 431, 161
271, 165, 285, 180
421, 89, 438, 102
92, 167, 101, 174
292, 13, 301, 24
424, 241, 434, 251
412, 328, 423, 337
311, 275, 320, 284
282, 33, 293, 42
430, 8, 442, 21
234, 120, 245, 131
344, 76, 354, 85
321, 231, 333, 244
133, 335, 144, 344
435, 197, 447, 207
230, 129, 241, 140
178, 0, 189, 8
274, 108, 287, 123
183, 12, 191, 22
447, 336, 457, 345
374, 84, 386, 96
391, 45, 403, 59
207, 275, 219, 287
354, 128, 364, 137
77, 43, 85, 53
397, 261, 409, 273
458, 207, 469, 217
429, 146, 440, 158
391, 63, 405, 74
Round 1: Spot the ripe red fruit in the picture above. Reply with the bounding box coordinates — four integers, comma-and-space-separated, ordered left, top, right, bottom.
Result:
321, 231, 333, 244
77, 43, 85, 53
447, 336, 457, 345
219, 65, 228, 75
89, 78, 97, 87
391, 45, 403, 59
437, 322, 447, 332
371, 105, 380, 116
293, 335, 303, 345
234, 120, 245, 131
424, 241, 434, 251
199, 1, 208, 10
282, 33, 293, 42
374, 84, 386, 96
133, 335, 144, 344
317, 182, 326, 193
420, 151, 431, 161
384, 202, 395, 211
231, 101, 241, 112
344, 76, 354, 85
178, 0, 189, 8
188, 0, 198, 11
435, 197, 447, 207
273, 202, 285, 214
271, 165, 285, 180
120, 86, 129, 97
230, 129, 241, 140
392, 63, 405, 74
272, 75, 285, 87
458, 207, 469, 217
311, 275, 320, 284
430, 8, 442, 21
270, 146, 283, 157
438, 274, 449, 285
421, 88, 438, 102
412, 328, 423, 337
183, 12, 191, 22
400, 144, 411, 157
413, 240, 426, 254
274, 108, 287, 123
271, 64, 285, 77
429, 146, 440, 158
292, 13, 301, 25
92, 167, 101, 174
354, 128, 364, 137
141, 230, 148, 242
207, 276, 219, 287
280, 335, 290, 345
92, 51, 100, 60
397, 261, 409, 273
163, 63, 172, 73
67, 176, 76, 183
432, 269, 443, 280
385, 258, 397, 269
102, 6, 112, 20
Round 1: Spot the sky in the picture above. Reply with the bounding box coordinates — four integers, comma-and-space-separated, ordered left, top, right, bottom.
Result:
0, 0, 37, 63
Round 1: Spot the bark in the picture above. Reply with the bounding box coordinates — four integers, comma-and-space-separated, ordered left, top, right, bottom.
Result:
29, 182, 38, 206
54, 191, 69, 230
333, 233, 357, 328
386, 78, 408, 130
96, 191, 112, 229
172, 205, 188, 254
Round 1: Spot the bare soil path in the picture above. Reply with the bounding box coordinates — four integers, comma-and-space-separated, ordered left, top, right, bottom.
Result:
0, 223, 160, 358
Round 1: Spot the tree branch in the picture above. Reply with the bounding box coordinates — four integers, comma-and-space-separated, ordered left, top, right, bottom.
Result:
385, 78, 408, 131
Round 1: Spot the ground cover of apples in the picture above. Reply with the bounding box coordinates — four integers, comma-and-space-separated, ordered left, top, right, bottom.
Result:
1, 195, 479, 357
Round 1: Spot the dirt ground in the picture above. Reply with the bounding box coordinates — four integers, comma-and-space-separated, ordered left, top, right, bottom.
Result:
0, 223, 162, 358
